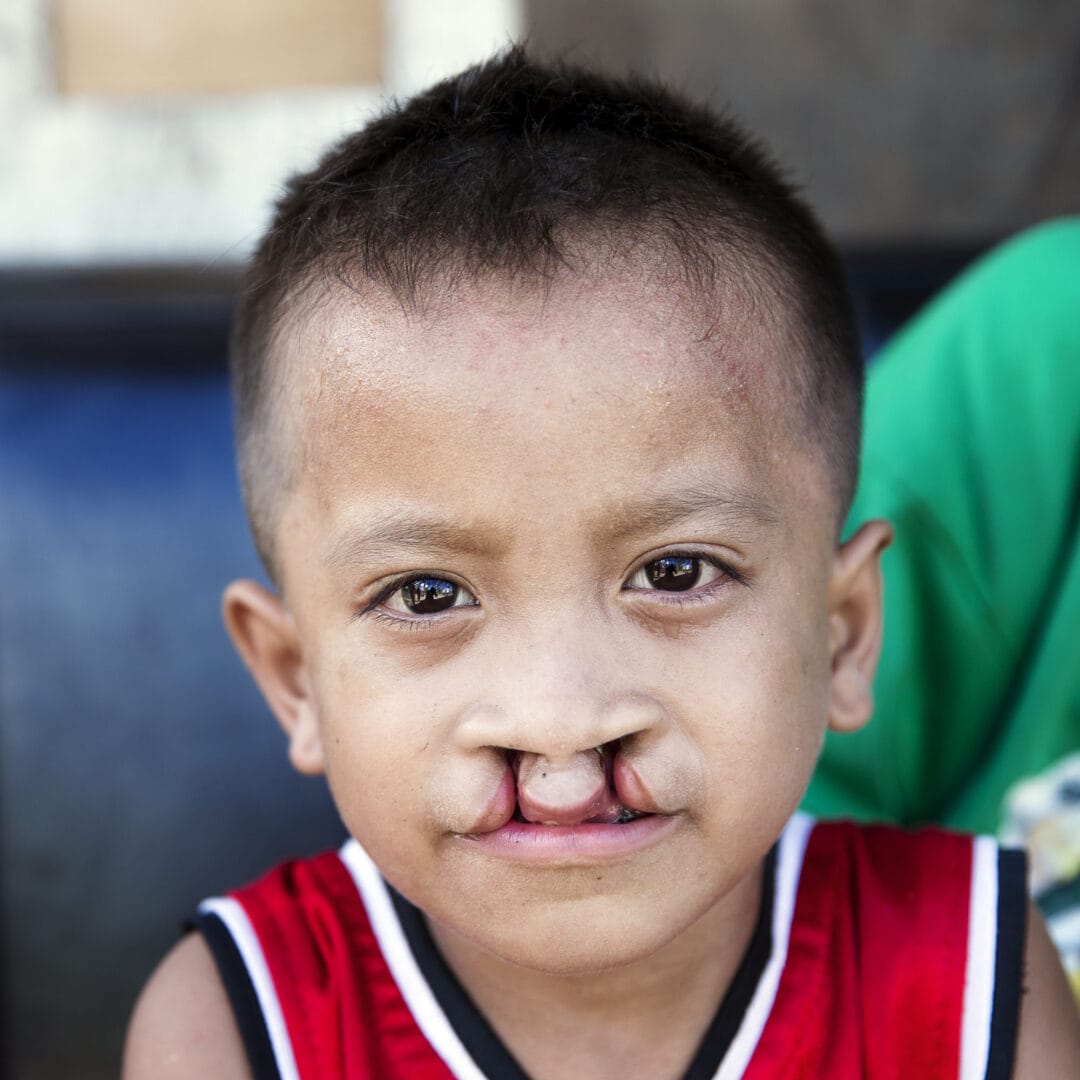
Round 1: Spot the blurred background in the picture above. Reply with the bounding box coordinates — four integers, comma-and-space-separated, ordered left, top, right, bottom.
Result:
1, 2, 1077, 1077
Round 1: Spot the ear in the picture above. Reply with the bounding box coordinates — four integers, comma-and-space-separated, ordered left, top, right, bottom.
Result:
222, 580, 325, 775
826, 520, 893, 734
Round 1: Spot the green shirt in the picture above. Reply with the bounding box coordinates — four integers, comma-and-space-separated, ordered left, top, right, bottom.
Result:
805, 218, 1080, 834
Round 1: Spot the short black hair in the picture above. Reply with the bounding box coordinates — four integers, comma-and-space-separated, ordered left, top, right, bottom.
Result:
232, 46, 862, 578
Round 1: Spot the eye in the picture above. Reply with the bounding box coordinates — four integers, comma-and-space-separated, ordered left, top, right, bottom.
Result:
625, 554, 726, 593
382, 575, 477, 616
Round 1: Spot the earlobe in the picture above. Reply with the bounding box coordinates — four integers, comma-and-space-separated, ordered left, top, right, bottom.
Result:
826, 519, 893, 735
222, 580, 325, 776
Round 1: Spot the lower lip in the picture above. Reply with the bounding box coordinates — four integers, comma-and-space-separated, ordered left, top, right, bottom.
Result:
458, 813, 678, 864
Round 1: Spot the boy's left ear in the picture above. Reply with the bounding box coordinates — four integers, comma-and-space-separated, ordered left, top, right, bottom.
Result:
826, 519, 893, 734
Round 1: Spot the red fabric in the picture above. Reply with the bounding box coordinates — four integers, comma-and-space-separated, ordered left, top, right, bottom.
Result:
743, 822, 972, 1080
234, 854, 452, 1080
229, 823, 977, 1079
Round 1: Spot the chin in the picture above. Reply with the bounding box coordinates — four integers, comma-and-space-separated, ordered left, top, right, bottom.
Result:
447, 881, 698, 976
487, 920, 672, 977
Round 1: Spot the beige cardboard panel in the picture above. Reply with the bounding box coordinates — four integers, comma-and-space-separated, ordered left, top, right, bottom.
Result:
56, 0, 382, 97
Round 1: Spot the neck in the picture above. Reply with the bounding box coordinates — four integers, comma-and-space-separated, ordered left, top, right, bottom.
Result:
426, 863, 764, 1080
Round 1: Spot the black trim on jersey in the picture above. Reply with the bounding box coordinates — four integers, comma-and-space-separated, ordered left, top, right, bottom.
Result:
193, 912, 282, 1080
389, 888, 531, 1079
388, 843, 778, 1080
984, 847, 1028, 1080
683, 843, 776, 1080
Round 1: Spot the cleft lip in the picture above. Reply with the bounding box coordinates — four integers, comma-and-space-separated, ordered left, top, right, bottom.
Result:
512, 742, 652, 827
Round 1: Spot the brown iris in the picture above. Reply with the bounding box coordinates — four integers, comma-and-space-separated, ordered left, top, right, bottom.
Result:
400, 577, 459, 613
645, 556, 701, 591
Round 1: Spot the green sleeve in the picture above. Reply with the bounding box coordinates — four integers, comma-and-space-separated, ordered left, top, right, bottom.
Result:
804, 218, 1080, 833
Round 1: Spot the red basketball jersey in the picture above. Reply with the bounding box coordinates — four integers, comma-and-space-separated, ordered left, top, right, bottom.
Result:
195, 814, 1026, 1079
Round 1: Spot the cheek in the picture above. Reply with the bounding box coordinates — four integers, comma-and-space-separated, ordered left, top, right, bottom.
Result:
310, 639, 504, 853
311, 640, 433, 809
685, 602, 833, 798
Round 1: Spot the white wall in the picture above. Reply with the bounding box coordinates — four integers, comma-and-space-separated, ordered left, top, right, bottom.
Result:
0, 0, 522, 265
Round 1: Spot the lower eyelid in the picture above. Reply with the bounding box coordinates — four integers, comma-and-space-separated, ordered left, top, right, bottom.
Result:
635, 578, 732, 604
368, 604, 479, 632
371, 608, 440, 630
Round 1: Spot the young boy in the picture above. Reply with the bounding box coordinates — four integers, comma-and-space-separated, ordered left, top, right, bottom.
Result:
124, 50, 1080, 1078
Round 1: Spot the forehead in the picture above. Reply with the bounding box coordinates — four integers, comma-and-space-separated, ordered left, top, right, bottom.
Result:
274, 268, 827, 555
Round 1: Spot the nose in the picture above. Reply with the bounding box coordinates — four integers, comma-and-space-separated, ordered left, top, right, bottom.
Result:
455, 667, 667, 762
454, 634, 668, 821
461, 696, 665, 825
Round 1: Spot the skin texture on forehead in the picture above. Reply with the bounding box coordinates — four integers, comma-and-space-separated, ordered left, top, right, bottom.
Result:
269, 262, 829, 589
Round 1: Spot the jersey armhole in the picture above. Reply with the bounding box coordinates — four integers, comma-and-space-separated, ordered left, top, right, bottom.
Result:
191, 909, 283, 1080
984, 846, 1028, 1080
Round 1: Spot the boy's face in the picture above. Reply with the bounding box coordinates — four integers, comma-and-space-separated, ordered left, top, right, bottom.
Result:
227, 268, 888, 975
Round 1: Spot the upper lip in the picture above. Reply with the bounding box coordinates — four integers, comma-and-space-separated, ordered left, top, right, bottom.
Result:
455, 742, 676, 838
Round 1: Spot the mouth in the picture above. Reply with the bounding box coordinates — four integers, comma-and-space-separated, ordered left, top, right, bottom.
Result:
461, 808, 675, 864
459, 742, 673, 862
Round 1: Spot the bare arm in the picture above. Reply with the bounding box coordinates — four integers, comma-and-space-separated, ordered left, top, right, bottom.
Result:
1011, 901, 1080, 1077
122, 933, 254, 1080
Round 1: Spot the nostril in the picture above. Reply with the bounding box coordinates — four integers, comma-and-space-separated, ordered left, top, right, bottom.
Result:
597, 739, 620, 786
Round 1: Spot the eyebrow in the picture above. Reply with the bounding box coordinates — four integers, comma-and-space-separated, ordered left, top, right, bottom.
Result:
324, 509, 509, 569
592, 479, 779, 543
325, 480, 777, 570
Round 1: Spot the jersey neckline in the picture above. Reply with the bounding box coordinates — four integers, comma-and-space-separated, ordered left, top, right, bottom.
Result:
338, 812, 815, 1079
386, 845, 776, 1080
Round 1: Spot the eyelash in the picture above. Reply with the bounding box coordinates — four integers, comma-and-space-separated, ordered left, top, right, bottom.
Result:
623, 550, 747, 604
369, 607, 451, 632
357, 551, 746, 630
358, 571, 477, 630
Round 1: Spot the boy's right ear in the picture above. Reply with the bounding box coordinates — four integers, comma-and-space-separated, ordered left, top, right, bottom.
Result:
222, 580, 325, 776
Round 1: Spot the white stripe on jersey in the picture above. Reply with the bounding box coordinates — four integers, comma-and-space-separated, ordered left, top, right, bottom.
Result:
713, 811, 814, 1080
959, 835, 1000, 1080
198, 895, 301, 1080
338, 840, 489, 1080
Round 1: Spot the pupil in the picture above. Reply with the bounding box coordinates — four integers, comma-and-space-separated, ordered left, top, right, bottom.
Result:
401, 577, 458, 613
647, 556, 700, 591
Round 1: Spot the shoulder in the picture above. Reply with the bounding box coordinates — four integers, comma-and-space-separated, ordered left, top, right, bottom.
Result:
1012, 900, 1080, 1077
806, 822, 1026, 960
803, 818, 990, 891
122, 933, 252, 1080
807, 822, 1080, 1073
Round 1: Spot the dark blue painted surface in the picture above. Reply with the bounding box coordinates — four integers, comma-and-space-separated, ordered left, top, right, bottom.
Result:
0, 370, 343, 1080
